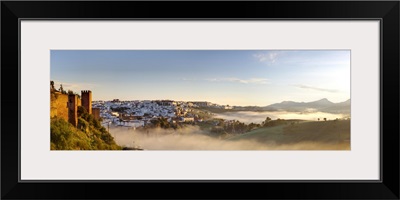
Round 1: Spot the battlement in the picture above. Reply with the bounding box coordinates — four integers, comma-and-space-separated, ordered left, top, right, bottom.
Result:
81, 89, 92, 114
81, 90, 92, 94
51, 81, 94, 127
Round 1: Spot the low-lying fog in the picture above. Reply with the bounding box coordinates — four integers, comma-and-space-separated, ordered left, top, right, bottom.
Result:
109, 125, 349, 150
213, 111, 347, 124
108, 111, 350, 150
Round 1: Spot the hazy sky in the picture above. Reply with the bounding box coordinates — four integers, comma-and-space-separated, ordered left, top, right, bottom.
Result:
51, 50, 350, 106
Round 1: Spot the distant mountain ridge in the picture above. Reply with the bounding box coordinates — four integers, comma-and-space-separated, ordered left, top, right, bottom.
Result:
262, 98, 350, 114
209, 98, 350, 115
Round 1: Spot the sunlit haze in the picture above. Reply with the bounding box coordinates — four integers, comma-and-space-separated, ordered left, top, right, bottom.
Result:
51, 50, 350, 106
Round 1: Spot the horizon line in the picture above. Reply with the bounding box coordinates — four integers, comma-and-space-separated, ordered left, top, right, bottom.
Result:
90, 97, 351, 106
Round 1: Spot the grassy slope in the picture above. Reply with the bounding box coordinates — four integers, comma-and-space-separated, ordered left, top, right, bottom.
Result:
228, 120, 350, 150
51, 117, 122, 150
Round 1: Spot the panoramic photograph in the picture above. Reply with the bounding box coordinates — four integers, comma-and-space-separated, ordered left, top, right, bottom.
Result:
50, 50, 350, 150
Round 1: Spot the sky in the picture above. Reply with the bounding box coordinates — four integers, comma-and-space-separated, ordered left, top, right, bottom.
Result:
50, 50, 350, 106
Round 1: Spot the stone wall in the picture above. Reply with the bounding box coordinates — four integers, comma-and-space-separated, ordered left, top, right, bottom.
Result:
50, 92, 69, 121
68, 94, 78, 127
81, 90, 92, 114
50, 92, 81, 123
92, 108, 100, 120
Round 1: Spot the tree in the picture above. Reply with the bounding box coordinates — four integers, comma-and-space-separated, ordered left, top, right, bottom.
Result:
51, 116, 120, 150
323, 118, 327, 121
77, 106, 88, 117
50, 81, 55, 91
59, 84, 66, 94
151, 119, 161, 128
158, 117, 170, 129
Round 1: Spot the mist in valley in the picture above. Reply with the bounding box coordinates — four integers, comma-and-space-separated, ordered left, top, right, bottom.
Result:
109, 121, 350, 151
213, 111, 347, 124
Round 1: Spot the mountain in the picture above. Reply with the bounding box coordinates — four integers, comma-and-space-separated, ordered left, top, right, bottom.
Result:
320, 99, 351, 114
264, 98, 334, 110
263, 98, 350, 114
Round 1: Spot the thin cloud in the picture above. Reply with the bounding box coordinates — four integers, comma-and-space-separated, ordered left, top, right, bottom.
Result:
253, 51, 280, 64
294, 84, 339, 93
206, 77, 269, 85
53, 80, 97, 92
181, 78, 197, 81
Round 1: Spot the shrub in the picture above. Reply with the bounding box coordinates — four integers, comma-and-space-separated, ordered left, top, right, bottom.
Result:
50, 116, 121, 150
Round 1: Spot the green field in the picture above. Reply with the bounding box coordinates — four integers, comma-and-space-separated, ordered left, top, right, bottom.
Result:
228, 120, 350, 150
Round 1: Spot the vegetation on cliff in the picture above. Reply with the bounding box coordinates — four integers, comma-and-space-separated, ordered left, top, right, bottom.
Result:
50, 106, 121, 150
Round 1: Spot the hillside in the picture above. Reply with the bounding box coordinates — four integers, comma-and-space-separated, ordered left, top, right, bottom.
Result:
263, 98, 350, 114
50, 87, 121, 150
201, 98, 351, 114
51, 115, 121, 150
320, 99, 351, 114
228, 120, 350, 150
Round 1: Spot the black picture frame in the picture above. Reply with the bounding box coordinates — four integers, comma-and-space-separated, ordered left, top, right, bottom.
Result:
2, 1, 399, 199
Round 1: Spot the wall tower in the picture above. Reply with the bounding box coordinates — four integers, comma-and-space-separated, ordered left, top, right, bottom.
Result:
68, 94, 78, 127
92, 107, 100, 120
81, 90, 92, 114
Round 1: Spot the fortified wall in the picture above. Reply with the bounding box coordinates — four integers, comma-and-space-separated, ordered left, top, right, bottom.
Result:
50, 80, 99, 127
50, 90, 94, 127
81, 90, 92, 114
50, 92, 82, 121
50, 92, 69, 121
